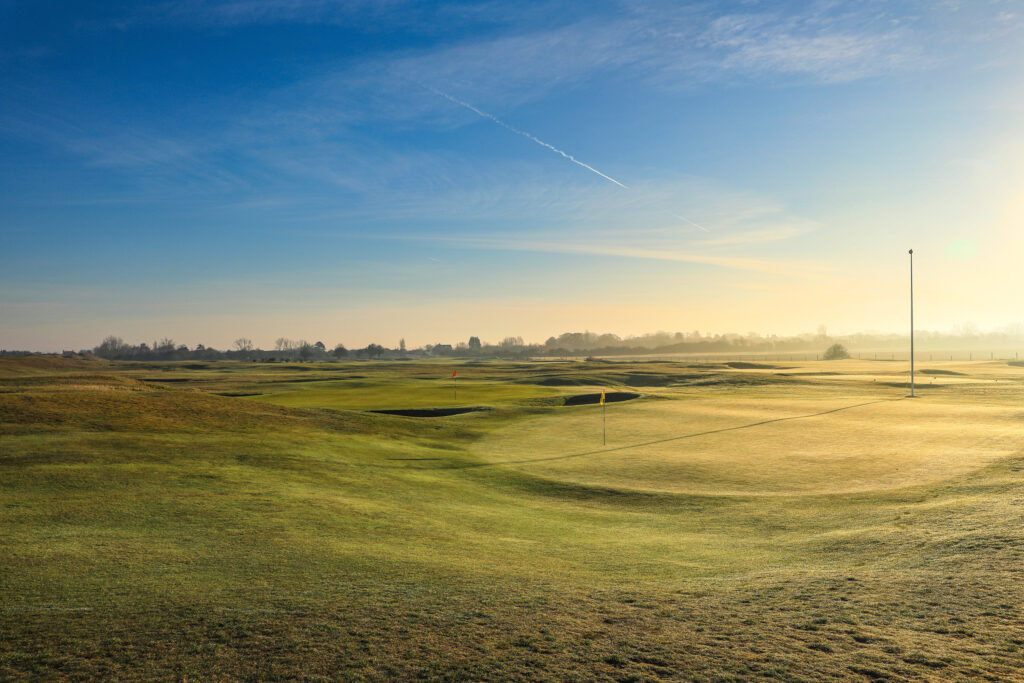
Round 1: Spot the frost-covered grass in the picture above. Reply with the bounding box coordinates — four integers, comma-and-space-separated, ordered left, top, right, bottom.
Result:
3, 356, 1024, 680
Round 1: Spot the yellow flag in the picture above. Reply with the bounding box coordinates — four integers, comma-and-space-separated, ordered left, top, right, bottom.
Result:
600, 390, 605, 405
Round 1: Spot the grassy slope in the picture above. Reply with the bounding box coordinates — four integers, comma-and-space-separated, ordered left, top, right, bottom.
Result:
3, 357, 1024, 680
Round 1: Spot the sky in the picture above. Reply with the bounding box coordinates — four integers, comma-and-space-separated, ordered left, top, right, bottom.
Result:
2, 0, 1023, 351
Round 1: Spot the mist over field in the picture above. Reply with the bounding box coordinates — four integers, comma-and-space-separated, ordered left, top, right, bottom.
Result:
6, 325, 1017, 362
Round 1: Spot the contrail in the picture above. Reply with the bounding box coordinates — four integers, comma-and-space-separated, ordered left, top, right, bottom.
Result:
427, 87, 629, 190
426, 85, 711, 232
671, 212, 711, 233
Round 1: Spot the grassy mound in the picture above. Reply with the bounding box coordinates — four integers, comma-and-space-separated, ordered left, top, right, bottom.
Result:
0, 354, 105, 376
3, 358, 1024, 679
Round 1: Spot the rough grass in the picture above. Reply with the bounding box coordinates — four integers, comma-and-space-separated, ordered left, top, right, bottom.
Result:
3, 357, 1024, 680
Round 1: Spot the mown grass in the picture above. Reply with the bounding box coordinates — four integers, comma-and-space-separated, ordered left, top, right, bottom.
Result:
3, 357, 1024, 680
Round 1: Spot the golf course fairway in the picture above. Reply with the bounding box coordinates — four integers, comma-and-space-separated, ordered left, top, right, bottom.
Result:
3, 355, 1024, 680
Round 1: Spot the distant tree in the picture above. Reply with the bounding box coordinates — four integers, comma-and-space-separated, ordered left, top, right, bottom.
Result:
468, 336, 481, 350
94, 335, 128, 358
333, 344, 348, 359
298, 342, 314, 360
499, 336, 524, 348
313, 341, 326, 353
399, 338, 407, 352
274, 337, 293, 351
234, 338, 254, 352
823, 343, 850, 360
195, 343, 206, 351
365, 343, 384, 358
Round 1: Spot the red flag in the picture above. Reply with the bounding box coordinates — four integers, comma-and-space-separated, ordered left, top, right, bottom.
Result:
452, 370, 457, 378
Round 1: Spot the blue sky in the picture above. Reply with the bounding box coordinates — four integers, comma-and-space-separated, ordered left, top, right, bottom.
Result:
2, 0, 1022, 350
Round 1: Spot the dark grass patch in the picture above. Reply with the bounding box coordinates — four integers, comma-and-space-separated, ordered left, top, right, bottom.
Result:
686, 374, 782, 387
258, 376, 345, 384
369, 407, 490, 417
563, 392, 640, 406
472, 467, 727, 510
725, 362, 787, 369
619, 373, 711, 387
778, 372, 842, 376
918, 369, 965, 376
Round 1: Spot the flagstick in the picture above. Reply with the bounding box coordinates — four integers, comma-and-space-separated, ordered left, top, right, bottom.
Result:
909, 249, 915, 398
602, 400, 606, 446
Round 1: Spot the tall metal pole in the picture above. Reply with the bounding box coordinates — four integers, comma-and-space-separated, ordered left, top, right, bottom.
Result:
909, 249, 915, 397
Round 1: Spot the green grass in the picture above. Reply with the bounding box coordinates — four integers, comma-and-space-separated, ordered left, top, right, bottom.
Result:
3, 357, 1024, 679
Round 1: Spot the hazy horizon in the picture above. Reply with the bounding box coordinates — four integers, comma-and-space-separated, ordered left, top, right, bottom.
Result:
3, 1, 1022, 351
8, 323, 1024, 355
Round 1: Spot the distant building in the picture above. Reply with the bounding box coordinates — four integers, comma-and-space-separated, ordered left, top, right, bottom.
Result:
430, 344, 453, 356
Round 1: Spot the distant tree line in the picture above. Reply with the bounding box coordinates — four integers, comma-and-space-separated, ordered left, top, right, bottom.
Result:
538, 325, 1024, 357
14, 324, 1017, 362
85, 336, 424, 362
89, 336, 354, 362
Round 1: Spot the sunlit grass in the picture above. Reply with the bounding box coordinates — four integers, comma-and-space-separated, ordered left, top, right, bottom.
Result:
473, 393, 1022, 494
3, 356, 1024, 679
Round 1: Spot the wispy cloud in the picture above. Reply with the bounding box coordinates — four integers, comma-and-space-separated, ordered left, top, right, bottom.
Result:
4, 2, 1008, 217
7, 1, 976, 199
694, 224, 817, 248
693, 10, 918, 84
0, 99, 248, 194
123, 2, 939, 108
412, 234, 829, 278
